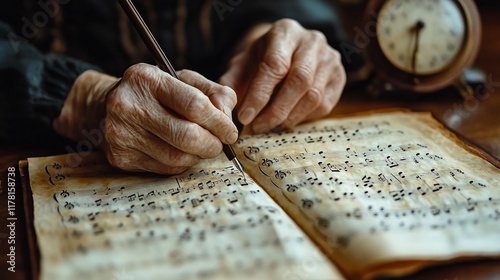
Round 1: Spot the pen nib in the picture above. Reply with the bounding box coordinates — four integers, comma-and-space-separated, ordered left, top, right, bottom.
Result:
232, 158, 246, 181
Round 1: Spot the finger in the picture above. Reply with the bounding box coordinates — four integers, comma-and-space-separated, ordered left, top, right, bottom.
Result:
238, 23, 302, 125
280, 60, 334, 129
101, 117, 204, 174
152, 73, 238, 144
136, 129, 203, 167
251, 32, 326, 133
219, 22, 273, 100
141, 106, 225, 158
107, 149, 192, 175
178, 70, 237, 119
104, 92, 224, 159
136, 154, 192, 175
305, 62, 345, 121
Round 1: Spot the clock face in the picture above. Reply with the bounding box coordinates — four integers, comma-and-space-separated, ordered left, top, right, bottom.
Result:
377, 0, 466, 75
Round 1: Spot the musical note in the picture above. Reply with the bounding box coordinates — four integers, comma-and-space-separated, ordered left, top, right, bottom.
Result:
64, 202, 75, 210
60, 190, 71, 198
385, 156, 399, 168
238, 177, 249, 186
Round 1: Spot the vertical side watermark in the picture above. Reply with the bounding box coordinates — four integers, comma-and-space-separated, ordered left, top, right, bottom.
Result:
4, 167, 18, 273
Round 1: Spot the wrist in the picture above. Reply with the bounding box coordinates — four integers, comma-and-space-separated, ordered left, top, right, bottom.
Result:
54, 70, 119, 141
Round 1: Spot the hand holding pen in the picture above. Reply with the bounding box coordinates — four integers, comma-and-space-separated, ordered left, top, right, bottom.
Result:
102, 64, 241, 175
55, 34, 240, 175
116, 0, 244, 176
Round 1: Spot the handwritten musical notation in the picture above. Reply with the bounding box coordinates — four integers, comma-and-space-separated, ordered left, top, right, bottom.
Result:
27, 111, 500, 279
234, 112, 500, 268
28, 154, 339, 280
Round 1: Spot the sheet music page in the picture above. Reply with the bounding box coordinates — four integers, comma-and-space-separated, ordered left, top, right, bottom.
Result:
234, 111, 500, 279
28, 153, 343, 280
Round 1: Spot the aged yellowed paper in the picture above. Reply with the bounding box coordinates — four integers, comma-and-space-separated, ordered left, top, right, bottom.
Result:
234, 111, 500, 279
28, 153, 342, 280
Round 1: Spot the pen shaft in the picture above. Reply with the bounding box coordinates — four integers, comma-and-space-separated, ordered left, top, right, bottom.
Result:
118, 0, 177, 77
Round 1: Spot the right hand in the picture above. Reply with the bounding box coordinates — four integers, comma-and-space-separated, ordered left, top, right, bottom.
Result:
54, 64, 238, 174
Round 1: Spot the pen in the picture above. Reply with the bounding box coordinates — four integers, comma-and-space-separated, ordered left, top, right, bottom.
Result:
117, 0, 246, 178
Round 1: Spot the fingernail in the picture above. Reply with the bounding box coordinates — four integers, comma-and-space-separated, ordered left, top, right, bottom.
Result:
239, 108, 256, 125
226, 131, 239, 143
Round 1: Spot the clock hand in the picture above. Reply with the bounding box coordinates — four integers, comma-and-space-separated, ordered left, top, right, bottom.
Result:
411, 20, 425, 74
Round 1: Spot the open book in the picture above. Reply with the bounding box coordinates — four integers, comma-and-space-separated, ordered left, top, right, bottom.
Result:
24, 110, 500, 280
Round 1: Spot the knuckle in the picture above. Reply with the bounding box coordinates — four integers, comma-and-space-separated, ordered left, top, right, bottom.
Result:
290, 65, 314, 88
184, 94, 210, 119
310, 30, 327, 43
177, 69, 198, 83
122, 65, 140, 80
123, 63, 149, 81
329, 48, 342, 62
305, 88, 323, 108
276, 18, 300, 29
221, 85, 237, 107
123, 63, 162, 93
261, 51, 289, 77
176, 69, 190, 77
215, 86, 238, 109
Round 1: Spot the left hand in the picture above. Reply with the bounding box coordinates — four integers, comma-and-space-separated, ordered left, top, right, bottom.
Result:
219, 19, 346, 133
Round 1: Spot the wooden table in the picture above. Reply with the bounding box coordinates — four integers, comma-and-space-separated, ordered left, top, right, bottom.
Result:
1, 3, 499, 280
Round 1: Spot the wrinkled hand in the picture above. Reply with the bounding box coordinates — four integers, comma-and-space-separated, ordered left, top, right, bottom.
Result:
220, 19, 346, 133
54, 64, 238, 174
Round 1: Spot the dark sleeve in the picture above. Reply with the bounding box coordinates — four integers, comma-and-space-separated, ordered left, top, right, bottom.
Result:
0, 22, 100, 145
210, 0, 364, 72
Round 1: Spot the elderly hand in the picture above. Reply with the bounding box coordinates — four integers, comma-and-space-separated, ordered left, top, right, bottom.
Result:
220, 19, 346, 133
54, 64, 238, 174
